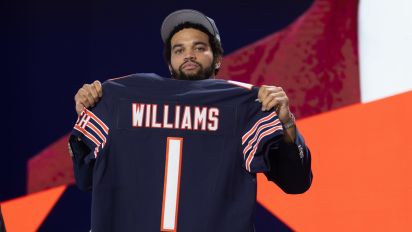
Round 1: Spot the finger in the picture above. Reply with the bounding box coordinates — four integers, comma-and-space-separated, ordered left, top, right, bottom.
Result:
261, 91, 284, 110
266, 96, 288, 111
74, 89, 83, 104
80, 85, 98, 107
75, 94, 90, 114
258, 86, 269, 103
75, 89, 84, 115
261, 94, 276, 111
92, 80, 103, 98
258, 85, 281, 102
74, 84, 89, 102
84, 84, 99, 103
77, 89, 94, 107
74, 91, 81, 102
80, 95, 93, 108
265, 97, 281, 112
76, 84, 92, 102
268, 86, 283, 93
267, 95, 289, 114
75, 103, 85, 116
269, 91, 286, 99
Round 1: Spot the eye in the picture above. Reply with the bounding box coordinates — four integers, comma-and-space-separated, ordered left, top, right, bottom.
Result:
195, 46, 206, 52
174, 48, 183, 55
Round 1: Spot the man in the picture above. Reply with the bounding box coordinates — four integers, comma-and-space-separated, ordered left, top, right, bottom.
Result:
69, 9, 312, 232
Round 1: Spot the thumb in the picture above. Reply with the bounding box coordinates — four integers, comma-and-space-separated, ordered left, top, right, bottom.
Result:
76, 103, 85, 116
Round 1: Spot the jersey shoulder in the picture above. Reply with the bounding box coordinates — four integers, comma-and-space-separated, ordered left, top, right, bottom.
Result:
106, 73, 165, 85
225, 80, 254, 90
209, 79, 259, 96
100, 73, 167, 93
99, 74, 259, 100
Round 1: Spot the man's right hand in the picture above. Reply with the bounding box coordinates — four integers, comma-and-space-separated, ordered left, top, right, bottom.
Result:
74, 80, 103, 116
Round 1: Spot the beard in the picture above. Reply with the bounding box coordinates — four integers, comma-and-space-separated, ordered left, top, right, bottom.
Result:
171, 60, 215, 81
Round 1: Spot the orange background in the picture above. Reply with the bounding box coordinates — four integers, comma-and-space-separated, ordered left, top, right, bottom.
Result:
258, 91, 412, 231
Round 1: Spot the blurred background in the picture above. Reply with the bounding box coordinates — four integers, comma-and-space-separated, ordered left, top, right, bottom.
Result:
1, 0, 412, 231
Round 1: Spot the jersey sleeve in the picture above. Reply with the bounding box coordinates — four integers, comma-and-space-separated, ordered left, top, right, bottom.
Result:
69, 82, 113, 191
241, 90, 284, 173
71, 83, 112, 159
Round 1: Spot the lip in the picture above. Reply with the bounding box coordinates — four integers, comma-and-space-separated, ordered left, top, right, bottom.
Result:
182, 62, 199, 70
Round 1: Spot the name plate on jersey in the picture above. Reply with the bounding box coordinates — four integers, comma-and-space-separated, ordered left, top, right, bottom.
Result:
116, 99, 236, 135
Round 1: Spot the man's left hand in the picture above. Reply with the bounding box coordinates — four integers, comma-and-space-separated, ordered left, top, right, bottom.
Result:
258, 85, 292, 124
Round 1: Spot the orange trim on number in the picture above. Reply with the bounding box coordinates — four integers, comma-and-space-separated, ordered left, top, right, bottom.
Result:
161, 137, 184, 232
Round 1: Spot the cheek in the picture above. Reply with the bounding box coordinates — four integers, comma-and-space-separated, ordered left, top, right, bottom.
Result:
204, 51, 214, 63
170, 55, 182, 69
201, 53, 214, 67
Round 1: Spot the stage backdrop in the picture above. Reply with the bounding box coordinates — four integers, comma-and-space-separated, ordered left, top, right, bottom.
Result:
3, 0, 411, 231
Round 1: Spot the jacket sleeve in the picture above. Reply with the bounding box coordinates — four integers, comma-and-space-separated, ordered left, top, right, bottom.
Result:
68, 136, 95, 191
264, 127, 313, 194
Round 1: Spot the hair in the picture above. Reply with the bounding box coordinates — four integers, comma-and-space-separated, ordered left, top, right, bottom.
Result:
163, 22, 224, 75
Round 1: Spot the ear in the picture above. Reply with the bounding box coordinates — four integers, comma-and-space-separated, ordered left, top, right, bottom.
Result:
215, 56, 222, 69
168, 65, 173, 74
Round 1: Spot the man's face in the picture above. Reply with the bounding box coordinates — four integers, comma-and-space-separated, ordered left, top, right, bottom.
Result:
169, 28, 216, 80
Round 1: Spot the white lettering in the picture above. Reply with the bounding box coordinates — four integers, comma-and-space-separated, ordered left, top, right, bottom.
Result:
132, 103, 145, 127
194, 107, 207, 130
174, 106, 181, 129
145, 104, 151, 127
131, 103, 219, 132
163, 105, 173, 129
181, 106, 192, 130
152, 104, 161, 128
208, 108, 219, 131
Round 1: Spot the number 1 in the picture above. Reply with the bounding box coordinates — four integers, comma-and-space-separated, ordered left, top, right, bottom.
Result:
161, 137, 183, 231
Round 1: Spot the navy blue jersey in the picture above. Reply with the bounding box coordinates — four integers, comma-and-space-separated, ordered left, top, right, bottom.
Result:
71, 73, 284, 232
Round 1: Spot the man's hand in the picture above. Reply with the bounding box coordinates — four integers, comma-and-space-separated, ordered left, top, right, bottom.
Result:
258, 85, 292, 123
74, 80, 103, 116
258, 85, 296, 143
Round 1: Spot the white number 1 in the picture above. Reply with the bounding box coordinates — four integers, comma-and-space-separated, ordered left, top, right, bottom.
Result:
161, 137, 183, 231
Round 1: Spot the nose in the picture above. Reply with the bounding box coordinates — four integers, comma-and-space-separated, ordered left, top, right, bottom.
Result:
183, 50, 196, 61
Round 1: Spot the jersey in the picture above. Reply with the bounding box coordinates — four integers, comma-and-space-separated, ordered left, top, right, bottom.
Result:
71, 73, 283, 232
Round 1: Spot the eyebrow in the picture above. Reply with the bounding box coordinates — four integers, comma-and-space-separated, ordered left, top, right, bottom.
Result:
193, 41, 208, 46
172, 41, 208, 50
172, 44, 183, 50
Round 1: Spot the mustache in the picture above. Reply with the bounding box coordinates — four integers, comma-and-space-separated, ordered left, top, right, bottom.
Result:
179, 60, 202, 69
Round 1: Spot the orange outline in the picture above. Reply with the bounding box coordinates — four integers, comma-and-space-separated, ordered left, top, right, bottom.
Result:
161, 137, 184, 232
